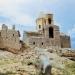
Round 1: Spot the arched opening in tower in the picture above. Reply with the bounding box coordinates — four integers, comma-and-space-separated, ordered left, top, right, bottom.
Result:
48, 18, 51, 24
39, 25, 41, 29
49, 27, 54, 38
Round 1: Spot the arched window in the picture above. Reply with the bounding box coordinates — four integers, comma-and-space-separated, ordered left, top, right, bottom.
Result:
61, 43, 63, 48
39, 25, 41, 29
49, 27, 54, 38
33, 42, 35, 45
48, 18, 51, 24
13, 34, 14, 36
42, 42, 43, 45
43, 28, 44, 33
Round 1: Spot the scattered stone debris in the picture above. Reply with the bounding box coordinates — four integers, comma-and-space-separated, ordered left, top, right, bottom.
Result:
0, 47, 75, 75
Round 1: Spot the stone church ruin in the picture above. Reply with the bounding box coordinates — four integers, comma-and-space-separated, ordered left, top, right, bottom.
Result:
0, 24, 21, 53
23, 13, 71, 48
0, 12, 71, 53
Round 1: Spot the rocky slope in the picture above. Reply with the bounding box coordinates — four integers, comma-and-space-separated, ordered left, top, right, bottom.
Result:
0, 47, 75, 75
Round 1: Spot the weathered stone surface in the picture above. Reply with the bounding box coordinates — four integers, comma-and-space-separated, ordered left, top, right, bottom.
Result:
23, 13, 71, 48
0, 24, 21, 53
0, 47, 75, 75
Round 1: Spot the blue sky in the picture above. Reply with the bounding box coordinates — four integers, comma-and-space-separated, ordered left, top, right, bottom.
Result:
0, 0, 75, 48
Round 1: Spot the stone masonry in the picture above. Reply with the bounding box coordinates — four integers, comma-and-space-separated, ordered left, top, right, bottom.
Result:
23, 13, 71, 48
0, 24, 21, 52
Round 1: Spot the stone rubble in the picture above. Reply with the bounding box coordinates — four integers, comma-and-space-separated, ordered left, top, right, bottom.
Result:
0, 47, 75, 75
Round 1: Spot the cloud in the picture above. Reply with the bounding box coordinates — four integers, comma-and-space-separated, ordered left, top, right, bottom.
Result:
67, 25, 75, 48
0, 0, 35, 26
0, 0, 60, 27
0, 0, 75, 48
67, 25, 75, 38
54, 21, 63, 30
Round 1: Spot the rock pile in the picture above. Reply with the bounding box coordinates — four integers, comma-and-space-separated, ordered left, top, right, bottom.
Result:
0, 47, 75, 75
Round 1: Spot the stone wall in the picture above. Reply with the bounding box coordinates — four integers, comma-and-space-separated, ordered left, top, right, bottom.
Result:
60, 35, 71, 48
25, 37, 61, 48
0, 24, 21, 52
23, 13, 71, 48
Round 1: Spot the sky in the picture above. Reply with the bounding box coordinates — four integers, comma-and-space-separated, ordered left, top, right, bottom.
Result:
0, 0, 75, 48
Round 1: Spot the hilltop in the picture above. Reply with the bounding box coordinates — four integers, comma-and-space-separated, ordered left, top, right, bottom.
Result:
0, 47, 75, 75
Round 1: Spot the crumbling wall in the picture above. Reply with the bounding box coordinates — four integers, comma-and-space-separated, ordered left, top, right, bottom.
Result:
60, 35, 71, 48
0, 24, 21, 52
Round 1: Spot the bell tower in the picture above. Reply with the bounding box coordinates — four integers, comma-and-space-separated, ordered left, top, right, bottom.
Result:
36, 13, 54, 35
44, 14, 54, 25
36, 17, 46, 33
